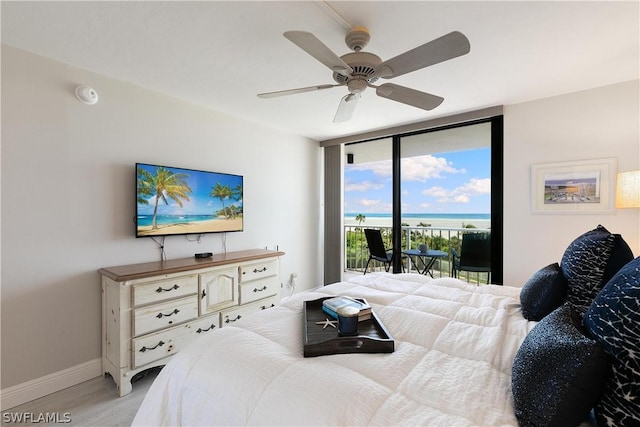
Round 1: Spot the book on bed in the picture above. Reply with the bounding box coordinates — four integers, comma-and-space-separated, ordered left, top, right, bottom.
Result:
322, 296, 371, 321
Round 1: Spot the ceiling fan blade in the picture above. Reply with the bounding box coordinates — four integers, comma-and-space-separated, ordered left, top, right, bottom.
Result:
373, 31, 470, 79
258, 84, 341, 98
284, 31, 353, 74
376, 83, 444, 111
334, 93, 360, 122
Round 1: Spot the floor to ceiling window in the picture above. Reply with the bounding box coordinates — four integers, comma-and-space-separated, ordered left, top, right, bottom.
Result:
399, 123, 491, 227
343, 138, 393, 274
341, 117, 503, 284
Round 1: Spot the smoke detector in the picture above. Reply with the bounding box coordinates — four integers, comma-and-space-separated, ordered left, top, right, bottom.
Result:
75, 86, 99, 105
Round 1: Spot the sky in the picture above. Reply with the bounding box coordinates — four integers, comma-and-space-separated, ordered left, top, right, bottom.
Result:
344, 147, 491, 214
137, 163, 243, 216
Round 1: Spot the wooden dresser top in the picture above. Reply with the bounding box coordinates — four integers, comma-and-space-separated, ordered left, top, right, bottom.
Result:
99, 249, 285, 282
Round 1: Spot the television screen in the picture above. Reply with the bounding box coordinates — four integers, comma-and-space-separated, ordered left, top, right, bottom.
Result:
136, 163, 243, 237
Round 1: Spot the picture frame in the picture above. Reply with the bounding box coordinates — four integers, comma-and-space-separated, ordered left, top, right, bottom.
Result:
530, 158, 617, 214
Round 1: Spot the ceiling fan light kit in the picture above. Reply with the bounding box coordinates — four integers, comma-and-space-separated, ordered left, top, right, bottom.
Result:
259, 26, 470, 122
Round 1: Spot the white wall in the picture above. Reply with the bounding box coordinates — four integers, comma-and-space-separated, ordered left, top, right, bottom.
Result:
503, 80, 640, 286
1, 46, 323, 391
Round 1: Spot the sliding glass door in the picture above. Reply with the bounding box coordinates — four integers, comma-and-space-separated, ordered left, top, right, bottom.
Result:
341, 117, 503, 283
399, 123, 492, 282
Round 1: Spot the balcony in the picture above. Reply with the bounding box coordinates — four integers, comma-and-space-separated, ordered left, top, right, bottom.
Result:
344, 225, 491, 285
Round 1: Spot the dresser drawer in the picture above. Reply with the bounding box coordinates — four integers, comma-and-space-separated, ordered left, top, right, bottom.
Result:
186, 315, 220, 335
132, 324, 189, 368
133, 296, 198, 336
239, 260, 278, 283
132, 315, 220, 368
220, 295, 278, 326
239, 277, 278, 305
133, 275, 198, 306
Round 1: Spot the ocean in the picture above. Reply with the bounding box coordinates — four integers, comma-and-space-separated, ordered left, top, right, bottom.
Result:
344, 213, 491, 228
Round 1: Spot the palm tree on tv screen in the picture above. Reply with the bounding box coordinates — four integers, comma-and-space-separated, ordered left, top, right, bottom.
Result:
210, 183, 232, 219
231, 183, 243, 218
137, 167, 192, 230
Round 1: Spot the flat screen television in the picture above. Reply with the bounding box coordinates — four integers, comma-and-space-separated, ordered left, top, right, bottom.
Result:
136, 163, 243, 237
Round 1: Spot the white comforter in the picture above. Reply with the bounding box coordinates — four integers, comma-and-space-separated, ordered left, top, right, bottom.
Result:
133, 273, 534, 426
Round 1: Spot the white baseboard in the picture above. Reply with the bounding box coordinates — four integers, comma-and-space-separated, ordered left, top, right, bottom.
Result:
1, 358, 102, 411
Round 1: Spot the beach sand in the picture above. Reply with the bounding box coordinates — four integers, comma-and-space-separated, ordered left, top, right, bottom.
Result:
138, 218, 243, 236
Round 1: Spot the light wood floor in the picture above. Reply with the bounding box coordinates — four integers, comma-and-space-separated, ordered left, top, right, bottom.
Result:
1, 368, 160, 426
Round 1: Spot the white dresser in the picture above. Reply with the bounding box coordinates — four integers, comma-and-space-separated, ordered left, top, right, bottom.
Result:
100, 249, 284, 396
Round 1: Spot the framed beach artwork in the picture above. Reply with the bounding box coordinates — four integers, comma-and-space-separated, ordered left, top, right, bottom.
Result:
530, 158, 616, 214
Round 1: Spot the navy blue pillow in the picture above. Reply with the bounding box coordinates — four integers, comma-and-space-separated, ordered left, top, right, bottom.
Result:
520, 263, 568, 321
512, 304, 609, 427
561, 225, 634, 316
584, 257, 640, 426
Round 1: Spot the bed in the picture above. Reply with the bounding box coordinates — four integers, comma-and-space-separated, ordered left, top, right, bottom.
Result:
132, 226, 640, 427
132, 272, 533, 426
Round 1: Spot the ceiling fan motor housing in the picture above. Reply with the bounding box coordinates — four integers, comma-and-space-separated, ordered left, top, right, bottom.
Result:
332, 51, 381, 87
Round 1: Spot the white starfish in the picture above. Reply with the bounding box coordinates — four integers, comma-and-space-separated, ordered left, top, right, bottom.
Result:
315, 318, 338, 329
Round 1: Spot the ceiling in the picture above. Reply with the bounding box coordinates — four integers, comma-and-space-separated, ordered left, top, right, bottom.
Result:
2, 1, 638, 142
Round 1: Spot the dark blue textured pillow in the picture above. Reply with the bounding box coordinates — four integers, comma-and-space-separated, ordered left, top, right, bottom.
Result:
584, 257, 640, 427
512, 304, 609, 427
520, 263, 568, 321
561, 225, 634, 316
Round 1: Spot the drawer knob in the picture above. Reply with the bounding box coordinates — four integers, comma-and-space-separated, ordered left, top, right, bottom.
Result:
156, 284, 180, 293
253, 267, 267, 273
139, 341, 165, 352
196, 324, 216, 333
260, 304, 276, 310
225, 315, 242, 324
156, 309, 180, 319
253, 286, 268, 293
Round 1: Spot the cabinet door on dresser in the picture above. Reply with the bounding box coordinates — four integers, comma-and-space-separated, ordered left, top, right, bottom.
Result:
199, 266, 239, 315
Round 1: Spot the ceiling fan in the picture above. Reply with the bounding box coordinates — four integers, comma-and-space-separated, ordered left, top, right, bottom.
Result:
258, 26, 470, 122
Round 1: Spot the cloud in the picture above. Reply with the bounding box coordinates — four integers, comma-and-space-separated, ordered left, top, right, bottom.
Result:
345, 180, 385, 192
422, 186, 450, 198
353, 199, 392, 212
402, 155, 464, 181
347, 161, 392, 177
359, 198, 381, 207
347, 154, 463, 181
422, 178, 491, 204
458, 178, 491, 195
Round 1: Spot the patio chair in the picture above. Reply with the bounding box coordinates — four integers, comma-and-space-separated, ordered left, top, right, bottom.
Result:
451, 233, 491, 283
363, 229, 394, 274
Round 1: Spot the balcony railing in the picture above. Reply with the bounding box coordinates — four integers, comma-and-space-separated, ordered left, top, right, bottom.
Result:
344, 225, 491, 285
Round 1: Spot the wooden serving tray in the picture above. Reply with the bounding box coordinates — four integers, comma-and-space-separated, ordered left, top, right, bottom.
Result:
303, 297, 395, 357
